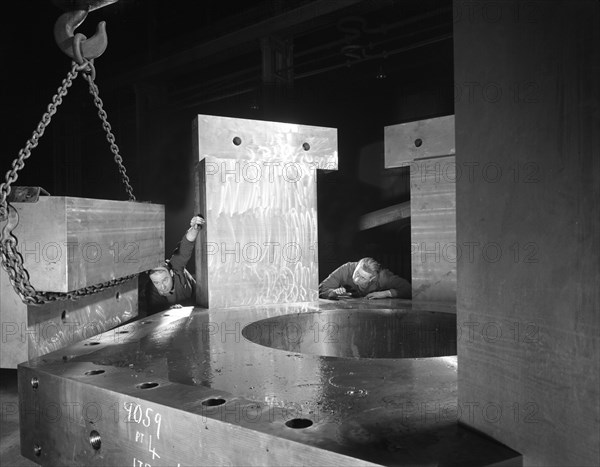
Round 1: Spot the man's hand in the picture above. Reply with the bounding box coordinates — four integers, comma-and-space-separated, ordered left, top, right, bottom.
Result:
365, 290, 392, 300
185, 215, 206, 242
190, 215, 206, 230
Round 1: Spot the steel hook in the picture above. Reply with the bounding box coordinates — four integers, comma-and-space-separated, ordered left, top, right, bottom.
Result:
54, 8, 108, 65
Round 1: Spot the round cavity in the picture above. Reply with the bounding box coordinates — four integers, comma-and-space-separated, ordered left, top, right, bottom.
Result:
137, 382, 159, 389
201, 398, 226, 407
285, 418, 313, 429
242, 310, 456, 359
89, 430, 101, 450
85, 370, 105, 376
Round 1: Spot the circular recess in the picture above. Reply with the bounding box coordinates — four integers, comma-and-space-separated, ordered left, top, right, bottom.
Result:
31, 377, 39, 389
201, 398, 226, 407
232, 136, 242, 146
137, 382, 159, 389
415, 138, 423, 147
285, 418, 313, 429
302, 142, 310, 151
61, 310, 67, 322
116, 330, 129, 334
33, 444, 42, 457
242, 310, 456, 359
115, 292, 121, 301
84, 342, 100, 346
85, 370, 105, 376
89, 430, 101, 450
140, 320, 153, 325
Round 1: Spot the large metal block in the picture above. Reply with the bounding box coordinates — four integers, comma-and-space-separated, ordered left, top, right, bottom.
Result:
193, 115, 338, 308
9, 197, 164, 292
18, 300, 521, 466
410, 156, 456, 302
0, 269, 138, 368
1, 268, 139, 368
384, 115, 455, 168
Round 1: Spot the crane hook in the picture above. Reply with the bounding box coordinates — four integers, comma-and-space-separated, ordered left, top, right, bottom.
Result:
54, 8, 108, 65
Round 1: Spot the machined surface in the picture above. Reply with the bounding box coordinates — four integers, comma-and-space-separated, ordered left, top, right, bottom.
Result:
9, 198, 164, 292
19, 300, 521, 466
0, 272, 138, 368
192, 115, 337, 308
410, 155, 457, 302
384, 115, 455, 168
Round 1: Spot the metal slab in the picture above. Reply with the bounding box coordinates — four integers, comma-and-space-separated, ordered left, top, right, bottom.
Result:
410, 155, 457, 302
1, 269, 138, 368
9, 197, 164, 293
192, 115, 337, 308
384, 115, 455, 168
19, 300, 521, 466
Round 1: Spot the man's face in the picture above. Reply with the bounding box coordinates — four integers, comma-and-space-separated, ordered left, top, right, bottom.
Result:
352, 266, 375, 288
150, 270, 173, 296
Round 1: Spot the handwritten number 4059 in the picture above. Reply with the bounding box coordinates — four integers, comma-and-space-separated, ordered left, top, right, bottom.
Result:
124, 402, 162, 440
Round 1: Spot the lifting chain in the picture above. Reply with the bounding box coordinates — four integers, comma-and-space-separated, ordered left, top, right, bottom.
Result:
0, 60, 137, 305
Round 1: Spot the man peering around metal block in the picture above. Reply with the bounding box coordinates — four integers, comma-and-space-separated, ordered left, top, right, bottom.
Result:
147, 215, 205, 314
319, 257, 411, 300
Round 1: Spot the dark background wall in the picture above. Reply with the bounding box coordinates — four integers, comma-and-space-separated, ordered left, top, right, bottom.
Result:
0, 0, 454, 284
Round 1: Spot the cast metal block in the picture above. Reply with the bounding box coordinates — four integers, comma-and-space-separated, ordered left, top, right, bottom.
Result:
8, 196, 164, 293
19, 300, 521, 466
192, 115, 337, 308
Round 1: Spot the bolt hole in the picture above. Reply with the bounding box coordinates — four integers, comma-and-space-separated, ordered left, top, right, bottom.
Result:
414, 138, 423, 147
302, 142, 310, 151
31, 377, 39, 389
201, 398, 226, 407
137, 382, 159, 390
163, 314, 170, 317
140, 320, 153, 324
85, 370, 105, 376
116, 330, 129, 334
285, 418, 313, 429
232, 136, 242, 146
89, 430, 101, 450
84, 342, 100, 346
115, 292, 121, 301
33, 444, 42, 457
60, 310, 67, 322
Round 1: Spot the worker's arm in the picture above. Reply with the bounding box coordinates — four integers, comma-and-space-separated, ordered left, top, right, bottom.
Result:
319, 262, 355, 298
366, 270, 411, 299
169, 216, 205, 271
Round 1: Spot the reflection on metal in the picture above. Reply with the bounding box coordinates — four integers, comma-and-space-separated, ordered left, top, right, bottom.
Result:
243, 309, 456, 358
0, 271, 138, 368
19, 300, 521, 466
193, 115, 338, 308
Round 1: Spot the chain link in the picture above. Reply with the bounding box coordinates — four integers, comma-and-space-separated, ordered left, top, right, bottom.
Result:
0, 61, 138, 305
83, 61, 136, 201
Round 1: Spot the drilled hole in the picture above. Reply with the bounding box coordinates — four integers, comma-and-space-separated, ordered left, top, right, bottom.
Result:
31, 377, 39, 389
302, 142, 310, 151
232, 136, 242, 146
85, 370, 105, 376
414, 138, 423, 147
201, 398, 226, 407
285, 418, 313, 429
115, 292, 121, 301
60, 310, 67, 322
116, 330, 129, 334
84, 342, 100, 346
89, 431, 101, 450
137, 382, 159, 390
33, 444, 42, 457
140, 320, 153, 325
163, 314, 170, 317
